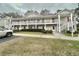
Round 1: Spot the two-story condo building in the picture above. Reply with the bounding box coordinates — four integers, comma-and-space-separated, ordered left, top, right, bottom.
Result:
11, 9, 78, 33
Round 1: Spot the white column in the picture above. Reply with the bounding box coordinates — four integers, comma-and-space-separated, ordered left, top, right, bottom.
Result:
35, 25, 37, 29
19, 25, 21, 30
27, 20, 29, 29
44, 19, 47, 30
27, 24, 29, 29
35, 19, 37, 29
58, 14, 61, 33
19, 20, 22, 30
44, 24, 46, 30
71, 13, 74, 37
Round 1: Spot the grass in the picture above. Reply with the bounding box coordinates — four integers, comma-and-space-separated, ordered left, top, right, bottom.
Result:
64, 33, 78, 37
15, 31, 52, 35
16, 31, 43, 34
0, 37, 79, 56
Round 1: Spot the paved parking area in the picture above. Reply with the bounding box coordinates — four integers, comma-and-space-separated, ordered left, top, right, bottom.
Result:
0, 36, 20, 43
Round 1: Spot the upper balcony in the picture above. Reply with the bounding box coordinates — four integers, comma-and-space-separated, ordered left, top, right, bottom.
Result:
12, 19, 58, 26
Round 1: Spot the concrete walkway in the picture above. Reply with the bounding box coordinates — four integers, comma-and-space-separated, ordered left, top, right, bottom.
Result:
13, 33, 79, 41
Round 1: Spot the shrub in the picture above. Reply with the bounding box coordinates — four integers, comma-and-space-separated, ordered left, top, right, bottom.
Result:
65, 31, 78, 37
66, 31, 71, 34
42, 30, 53, 34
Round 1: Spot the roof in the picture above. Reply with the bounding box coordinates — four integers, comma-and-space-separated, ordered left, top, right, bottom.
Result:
12, 13, 71, 21
5, 9, 75, 21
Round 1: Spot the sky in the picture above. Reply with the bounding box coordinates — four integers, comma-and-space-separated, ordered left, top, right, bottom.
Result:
0, 3, 78, 14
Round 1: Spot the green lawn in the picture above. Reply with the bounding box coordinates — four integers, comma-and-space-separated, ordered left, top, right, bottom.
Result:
64, 33, 78, 37
16, 31, 43, 34
0, 37, 79, 56
15, 31, 52, 35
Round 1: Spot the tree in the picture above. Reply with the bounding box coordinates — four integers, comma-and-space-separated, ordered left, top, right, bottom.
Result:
24, 10, 39, 16
2, 12, 23, 18
40, 9, 50, 15
57, 9, 62, 13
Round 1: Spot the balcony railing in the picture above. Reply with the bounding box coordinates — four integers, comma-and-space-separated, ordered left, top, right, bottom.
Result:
12, 19, 59, 26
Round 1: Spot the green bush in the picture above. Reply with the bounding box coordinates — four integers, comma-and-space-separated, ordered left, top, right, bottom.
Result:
42, 30, 53, 34
14, 29, 53, 34
65, 31, 78, 37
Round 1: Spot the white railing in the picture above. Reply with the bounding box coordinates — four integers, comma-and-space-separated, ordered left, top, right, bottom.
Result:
12, 21, 58, 25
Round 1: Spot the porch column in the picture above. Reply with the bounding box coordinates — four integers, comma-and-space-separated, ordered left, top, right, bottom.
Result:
44, 22, 47, 30
27, 20, 29, 29
35, 19, 37, 29
27, 24, 29, 29
35, 24, 37, 29
19, 25, 22, 30
58, 14, 61, 33
70, 13, 74, 37
19, 21, 22, 30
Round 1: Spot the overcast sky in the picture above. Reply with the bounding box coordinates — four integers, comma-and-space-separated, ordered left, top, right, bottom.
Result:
0, 3, 78, 13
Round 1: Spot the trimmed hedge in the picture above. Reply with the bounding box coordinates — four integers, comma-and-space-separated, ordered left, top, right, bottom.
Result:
42, 30, 53, 34
14, 29, 53, 34
66, 31, 78, 34
65, 31, 78, 37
